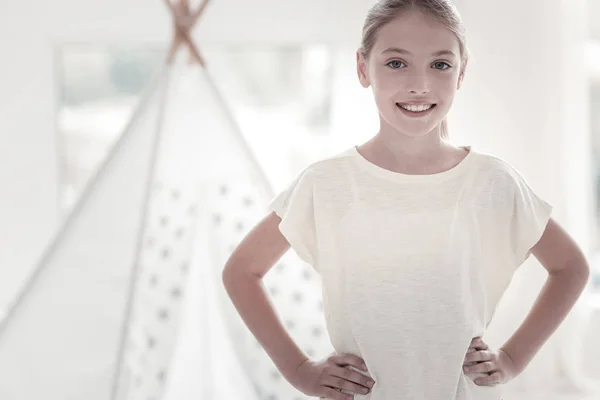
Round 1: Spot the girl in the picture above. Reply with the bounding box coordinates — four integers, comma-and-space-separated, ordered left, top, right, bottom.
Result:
222, 1, 590, 399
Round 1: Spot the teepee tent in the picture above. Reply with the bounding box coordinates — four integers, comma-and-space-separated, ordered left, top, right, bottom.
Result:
0, 1, 335, 399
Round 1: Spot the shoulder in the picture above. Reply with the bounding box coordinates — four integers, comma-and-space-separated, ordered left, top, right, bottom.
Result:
468, 149, 554, 221
471, 149, 531, 190
304, 147, 355, 172
294, 147, 357, 183
281, 148, 358, 210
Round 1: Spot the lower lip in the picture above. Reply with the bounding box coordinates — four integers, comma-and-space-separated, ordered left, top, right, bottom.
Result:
396, 104, 437, 117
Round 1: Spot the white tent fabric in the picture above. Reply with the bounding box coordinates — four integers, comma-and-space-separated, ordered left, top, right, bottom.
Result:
0, 48, 337, 400
0, 66, 165, 400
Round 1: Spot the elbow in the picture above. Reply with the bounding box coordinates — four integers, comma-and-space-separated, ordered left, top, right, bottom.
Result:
222, 264, 259, 286
222, 266, 236, 285
221, 268, 239, 294
551, 253, 591, 284
570, 251, 591, 280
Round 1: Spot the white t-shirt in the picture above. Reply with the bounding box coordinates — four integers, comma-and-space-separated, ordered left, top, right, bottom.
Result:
269, 145, 552, 400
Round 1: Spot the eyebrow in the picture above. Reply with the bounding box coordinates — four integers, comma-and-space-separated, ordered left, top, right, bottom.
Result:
382, 47, 457, 57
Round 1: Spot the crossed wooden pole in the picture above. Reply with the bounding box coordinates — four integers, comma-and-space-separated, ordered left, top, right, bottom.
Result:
163, 0, 211, 66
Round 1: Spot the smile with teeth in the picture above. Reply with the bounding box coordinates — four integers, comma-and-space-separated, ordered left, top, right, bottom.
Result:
397, 103, 436, 113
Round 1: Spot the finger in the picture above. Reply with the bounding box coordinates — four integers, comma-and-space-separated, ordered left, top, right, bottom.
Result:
469, 338, 488, 350
464, 360, 495, 374
327, 365, 373, 391
464, 350, 493, 364
323, 374, 371, 397
321, 387, 352, 400
474, 371, 502, 386
329, 353, 369, 372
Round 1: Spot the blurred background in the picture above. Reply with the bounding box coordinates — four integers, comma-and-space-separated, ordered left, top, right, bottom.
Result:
0, 0, 600, 399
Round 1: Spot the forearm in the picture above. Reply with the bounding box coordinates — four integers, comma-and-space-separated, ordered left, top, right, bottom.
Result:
499, 262, 590, 374
222, 270, 309, 380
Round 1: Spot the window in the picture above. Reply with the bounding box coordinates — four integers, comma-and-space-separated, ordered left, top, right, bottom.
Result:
56, 46, 165, 211
55, 44, 335, 212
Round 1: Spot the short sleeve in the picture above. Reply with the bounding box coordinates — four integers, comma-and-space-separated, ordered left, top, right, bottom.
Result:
268, 168, 318, 268
508, 166, 553, 267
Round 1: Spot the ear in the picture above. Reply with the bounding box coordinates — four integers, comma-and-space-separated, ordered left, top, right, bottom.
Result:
356, 49, 371, 88
457, 57, 468, 90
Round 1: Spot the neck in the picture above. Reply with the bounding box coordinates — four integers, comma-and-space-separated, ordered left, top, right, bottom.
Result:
366, 123, 450, 163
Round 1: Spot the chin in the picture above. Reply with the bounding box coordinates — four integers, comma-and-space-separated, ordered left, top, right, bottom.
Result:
391, 121, 441, 138
380, 106, 445, 138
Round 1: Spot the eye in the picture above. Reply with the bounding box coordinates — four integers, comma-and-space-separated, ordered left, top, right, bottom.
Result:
386, 60, 405, 69
432, 61, 452, 70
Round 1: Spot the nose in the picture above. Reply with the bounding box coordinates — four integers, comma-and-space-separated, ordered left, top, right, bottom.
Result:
406, 71, 431, 95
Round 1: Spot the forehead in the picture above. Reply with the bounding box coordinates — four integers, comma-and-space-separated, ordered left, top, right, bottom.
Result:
372, 10, 460, 56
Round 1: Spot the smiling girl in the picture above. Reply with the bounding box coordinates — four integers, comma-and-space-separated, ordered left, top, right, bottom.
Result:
222, 1, 590, 399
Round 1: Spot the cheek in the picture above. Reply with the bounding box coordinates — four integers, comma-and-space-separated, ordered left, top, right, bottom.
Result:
426, 80, 458, 109
432, 72, 458, 90
370, 78, 398, 108
370, 72, 396, 94
439, 85, 457, 102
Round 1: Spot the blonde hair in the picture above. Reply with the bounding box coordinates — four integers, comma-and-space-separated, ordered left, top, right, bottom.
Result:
360, 0, 469, 140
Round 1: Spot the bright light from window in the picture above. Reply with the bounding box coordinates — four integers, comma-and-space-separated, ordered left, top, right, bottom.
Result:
586, 40, 600, 77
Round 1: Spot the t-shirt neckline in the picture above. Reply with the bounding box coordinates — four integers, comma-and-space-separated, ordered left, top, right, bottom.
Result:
349, 145, 476, 183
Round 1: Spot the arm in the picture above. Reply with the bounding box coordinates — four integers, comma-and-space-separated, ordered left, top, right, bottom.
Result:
499, 217, 591, 374
221, 211, 310, 381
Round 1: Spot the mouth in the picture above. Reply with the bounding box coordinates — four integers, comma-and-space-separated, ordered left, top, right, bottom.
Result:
396, 103, 437, 115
